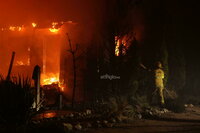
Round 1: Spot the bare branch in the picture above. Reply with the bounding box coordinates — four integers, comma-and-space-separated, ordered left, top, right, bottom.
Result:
66, 33, 73, 52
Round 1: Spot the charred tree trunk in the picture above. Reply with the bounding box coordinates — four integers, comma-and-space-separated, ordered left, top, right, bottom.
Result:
6, 52, 15, 81
66, 34, 77, 108
71, 52, 76, 108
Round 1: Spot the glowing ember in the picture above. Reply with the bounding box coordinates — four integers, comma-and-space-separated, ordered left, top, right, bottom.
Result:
32, 22, 37, 28
43, 112, 56, 118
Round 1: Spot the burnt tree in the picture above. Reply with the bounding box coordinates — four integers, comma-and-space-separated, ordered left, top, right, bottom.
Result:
66, 34, 78, 108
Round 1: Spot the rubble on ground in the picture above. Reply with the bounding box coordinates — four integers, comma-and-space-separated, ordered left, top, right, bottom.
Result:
184, 104, 194, 108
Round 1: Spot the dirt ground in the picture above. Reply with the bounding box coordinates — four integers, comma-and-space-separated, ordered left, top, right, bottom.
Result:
85, 106, 200, 133
86, 120, 200, 133
34, 106, 200, 133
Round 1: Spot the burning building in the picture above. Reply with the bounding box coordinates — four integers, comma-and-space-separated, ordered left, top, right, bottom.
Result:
0, 20, 89, 105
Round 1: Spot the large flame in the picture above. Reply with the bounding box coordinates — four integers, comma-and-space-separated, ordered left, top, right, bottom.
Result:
41, 73, 65, 92
41, 73, 59, 85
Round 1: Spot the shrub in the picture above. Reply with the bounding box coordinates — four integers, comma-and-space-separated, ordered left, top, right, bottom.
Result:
0, 76, 34, 125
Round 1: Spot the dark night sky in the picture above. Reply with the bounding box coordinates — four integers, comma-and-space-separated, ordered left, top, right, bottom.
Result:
179, 1, 200, 68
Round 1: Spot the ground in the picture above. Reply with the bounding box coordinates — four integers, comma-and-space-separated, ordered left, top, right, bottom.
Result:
32, 105, 200, 133
85, 106, 200, 133
86, 120, 200, 133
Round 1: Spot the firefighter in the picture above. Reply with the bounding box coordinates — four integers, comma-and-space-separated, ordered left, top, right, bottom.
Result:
140, 61, 165, 106
154, 61, 165, 106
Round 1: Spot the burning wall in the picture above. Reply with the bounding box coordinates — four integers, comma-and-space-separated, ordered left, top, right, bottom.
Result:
0, 20, 94, 103
0, 23, 62, 79
0, 0, 146, 103
0, 22, 69, 101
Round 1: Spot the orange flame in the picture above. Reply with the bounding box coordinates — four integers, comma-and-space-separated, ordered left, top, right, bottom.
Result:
49, 28, 59, 33
9, 26, 23, 32
115, 36, 120, 56
41, 73, 65, 92
115, 36, 128, 56
32, 22, 37, 28
49, 22, 60, 33
9, 26, 15, 31
18, 27, 22, 31
41, 73, 59, 85
58, 80, 65, 92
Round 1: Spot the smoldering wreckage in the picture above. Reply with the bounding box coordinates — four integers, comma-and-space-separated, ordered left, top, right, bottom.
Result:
0, 0, 200, 132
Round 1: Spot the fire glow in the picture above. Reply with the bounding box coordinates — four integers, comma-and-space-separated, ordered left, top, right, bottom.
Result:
32, 22, 37, 28
41, 73, 59, 85
49, 22, 60, 33
15, 61, 29, 66
41, 73, 65, 92
0, 22, 64, 33
115, 35, 129, 56
9, 26, 23, 31
0, 21, 71, 91
49, 28, 59, 33
115, 36, 120, 56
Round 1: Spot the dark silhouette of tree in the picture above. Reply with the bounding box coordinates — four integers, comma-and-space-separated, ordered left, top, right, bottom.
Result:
0, 76, 34, 125
66, 34, 78, 108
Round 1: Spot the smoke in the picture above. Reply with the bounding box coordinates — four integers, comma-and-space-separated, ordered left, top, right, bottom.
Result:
0, 0, 105, 26
0, 0, 103, 69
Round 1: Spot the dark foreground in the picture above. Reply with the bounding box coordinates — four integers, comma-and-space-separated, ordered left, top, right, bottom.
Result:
84, 106, 200, 133
33, 105, 200, 133
85, 120, 200, 133
2, 105, 200, 133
